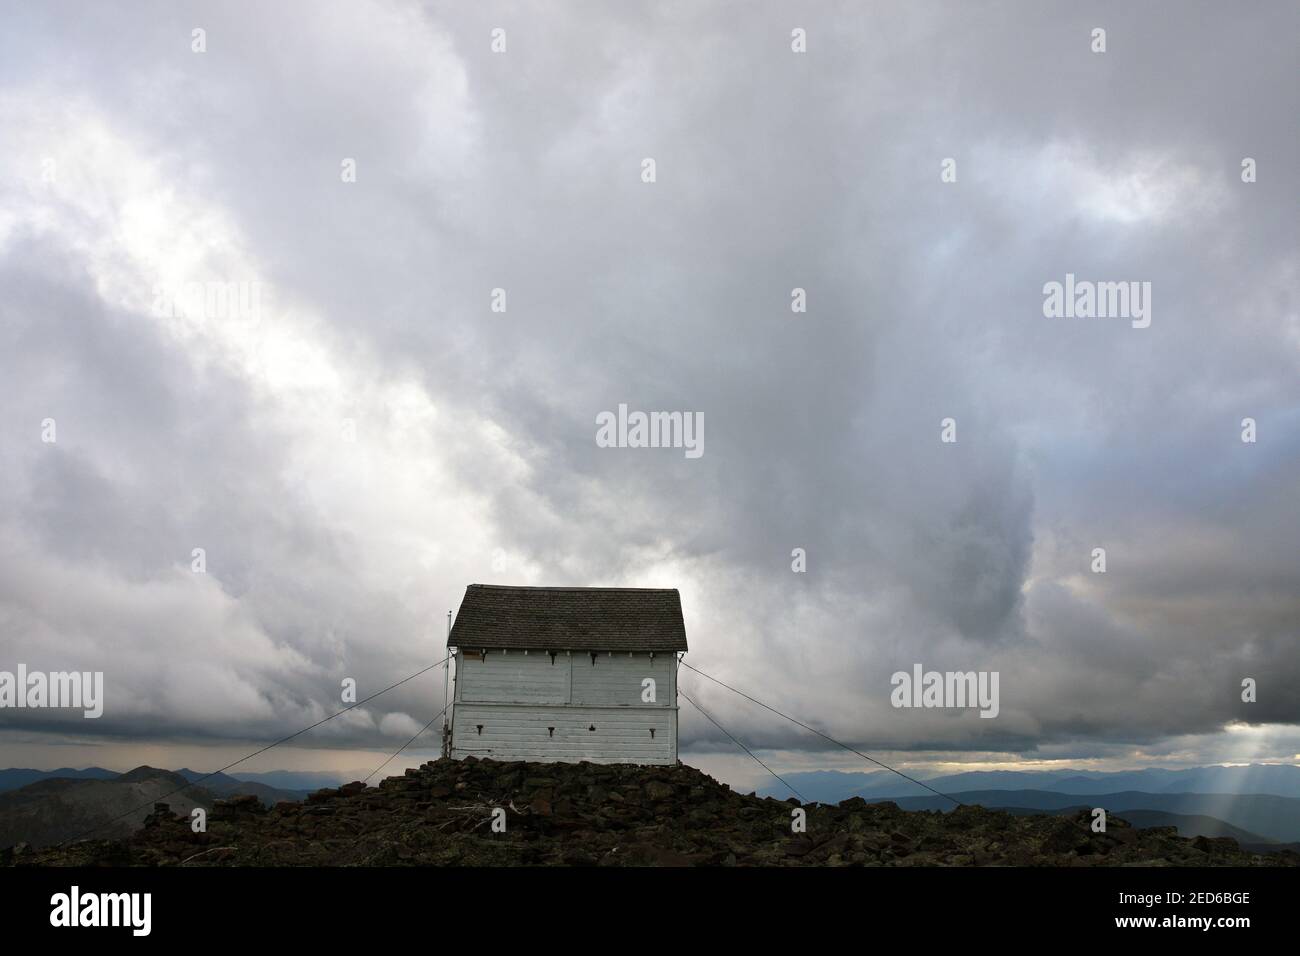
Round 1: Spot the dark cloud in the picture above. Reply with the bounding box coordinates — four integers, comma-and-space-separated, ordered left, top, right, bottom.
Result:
0, 1, 1296, 778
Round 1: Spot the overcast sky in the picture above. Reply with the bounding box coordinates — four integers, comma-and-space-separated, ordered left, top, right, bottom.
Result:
0, 1, 1296, 790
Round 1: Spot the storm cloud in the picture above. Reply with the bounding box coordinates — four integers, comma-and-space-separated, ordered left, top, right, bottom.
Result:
0, 1, 1296, 787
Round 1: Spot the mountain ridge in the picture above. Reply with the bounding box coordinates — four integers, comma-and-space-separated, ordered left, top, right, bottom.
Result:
0, 766, 310, 849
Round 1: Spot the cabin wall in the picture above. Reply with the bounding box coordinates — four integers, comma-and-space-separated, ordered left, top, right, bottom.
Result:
570, 651, 675, 707
450, 650, 678, 764
458, 650, 570, 704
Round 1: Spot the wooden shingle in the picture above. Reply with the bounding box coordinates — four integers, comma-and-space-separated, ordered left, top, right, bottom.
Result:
447, 584, 688, 652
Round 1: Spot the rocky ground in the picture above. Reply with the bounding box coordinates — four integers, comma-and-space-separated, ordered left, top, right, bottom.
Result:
6, 757, 1296, 867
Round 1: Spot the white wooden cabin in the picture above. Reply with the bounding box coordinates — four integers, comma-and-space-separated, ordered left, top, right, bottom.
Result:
445, 585, 688, 765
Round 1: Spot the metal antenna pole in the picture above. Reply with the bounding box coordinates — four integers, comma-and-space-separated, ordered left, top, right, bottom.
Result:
441, 609, 452, 757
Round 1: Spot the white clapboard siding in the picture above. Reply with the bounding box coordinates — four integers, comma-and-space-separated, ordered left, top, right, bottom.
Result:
570, 652, 675, 707
451, 704, 677, 764
450, 650, 678, 764
458, 650, 570, 704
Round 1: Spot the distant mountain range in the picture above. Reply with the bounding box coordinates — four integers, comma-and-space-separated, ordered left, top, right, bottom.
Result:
757, 764, 1300, 847
202, 769, 355, 791
172, 769, 313, 806
0, 766, 319, 849
0, 767, 120, 791
0, 766, 350, 794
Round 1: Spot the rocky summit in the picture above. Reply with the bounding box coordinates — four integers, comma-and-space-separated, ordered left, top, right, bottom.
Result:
7, 758, 1297, 867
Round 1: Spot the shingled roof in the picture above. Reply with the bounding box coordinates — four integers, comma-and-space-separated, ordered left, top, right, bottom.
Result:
448, 584, 688, 652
